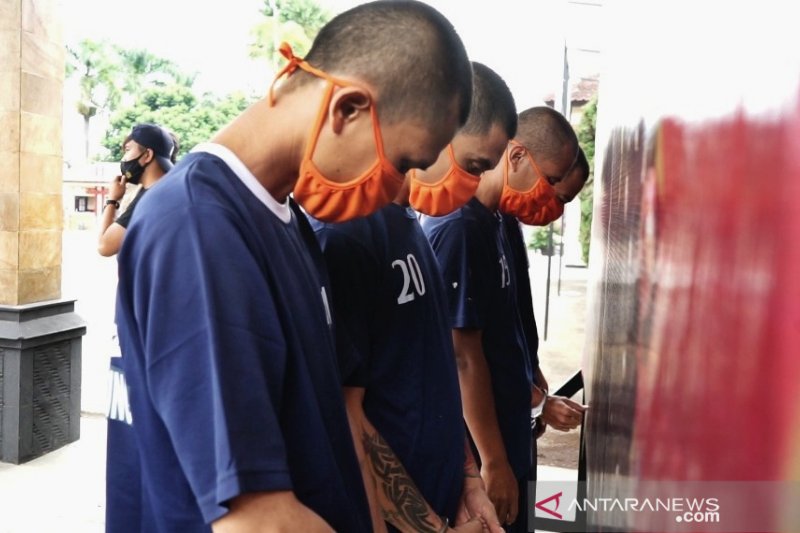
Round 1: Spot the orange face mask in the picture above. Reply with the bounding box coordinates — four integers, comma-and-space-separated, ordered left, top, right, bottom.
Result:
270, 43, 406, 223
497, 141, 556, 225
527, 196, 565, 226
408, 145, 480, 216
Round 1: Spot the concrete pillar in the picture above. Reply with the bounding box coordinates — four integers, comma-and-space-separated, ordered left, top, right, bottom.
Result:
0, 0, 86, 464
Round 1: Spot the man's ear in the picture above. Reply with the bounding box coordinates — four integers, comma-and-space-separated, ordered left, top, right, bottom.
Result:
508, 144, 527, 173
329, 86, 372, 134
141, 148, 155, 165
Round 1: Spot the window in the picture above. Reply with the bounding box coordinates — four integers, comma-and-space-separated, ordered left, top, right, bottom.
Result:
74, 196, 90, 212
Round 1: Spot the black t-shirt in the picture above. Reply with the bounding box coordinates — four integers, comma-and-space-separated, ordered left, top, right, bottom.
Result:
115, 187, 147, 229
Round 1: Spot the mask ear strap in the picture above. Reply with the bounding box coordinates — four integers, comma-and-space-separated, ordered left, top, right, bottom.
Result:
269, 43, 302, 106
303, 82, 336, 161
447, 144, 456, 161
527, 151, 548, 186
446, 144, 464, 172
509, 140, 549, 191
137, 148, 153, 167
368, 103, 386, 158
503, 144, 513, 188
269, 42, 357, 106
510, 139, 547, 184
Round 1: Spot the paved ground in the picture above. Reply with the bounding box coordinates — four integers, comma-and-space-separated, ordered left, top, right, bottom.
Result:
530, 252, 588, 472
0, 414, 106, 533
0, 229, 587, 531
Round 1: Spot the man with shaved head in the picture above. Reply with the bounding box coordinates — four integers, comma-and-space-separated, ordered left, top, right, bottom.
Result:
423, 107, 586, 532
502, 146, 590, 436
112, 1, 472, 531
313, 62, 515, 533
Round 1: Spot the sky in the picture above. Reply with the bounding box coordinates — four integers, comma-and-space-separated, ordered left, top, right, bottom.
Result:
61, 0, 602, 103
60, 0, 603, 164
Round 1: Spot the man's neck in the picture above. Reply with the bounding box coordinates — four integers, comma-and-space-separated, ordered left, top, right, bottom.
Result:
141, 169, 164, 189
392, 178, 411, 207
473, 169, 503, 212
211, 91, 315, 202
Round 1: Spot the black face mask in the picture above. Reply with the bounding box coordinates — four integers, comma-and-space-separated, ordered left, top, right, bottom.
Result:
120, 151, 149, 185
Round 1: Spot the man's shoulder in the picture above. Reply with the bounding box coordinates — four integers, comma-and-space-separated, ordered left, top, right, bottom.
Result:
166, 152, 234, 191
313, 213, 381, 257
136, 152, 243, 216
424, 203, 486, 245
422, 205, 466, 230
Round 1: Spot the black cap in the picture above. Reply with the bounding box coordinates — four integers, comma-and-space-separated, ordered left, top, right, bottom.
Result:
130, 123, 174, 173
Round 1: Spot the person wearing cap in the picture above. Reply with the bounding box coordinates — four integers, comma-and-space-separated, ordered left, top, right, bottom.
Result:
97, 123, 176, 257
100, 123, 177, 533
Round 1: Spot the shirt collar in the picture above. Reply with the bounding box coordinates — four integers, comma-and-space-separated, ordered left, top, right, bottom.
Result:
192, 142, 292, 224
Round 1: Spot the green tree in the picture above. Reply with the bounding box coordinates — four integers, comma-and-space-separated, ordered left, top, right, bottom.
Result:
116, 47, 197, 93
262, 0, 330, 33
66, 39, 121, 161
249, 0, 332, 71
102, 85, 254, 161
66, 41, 198, 162
528, 224, 563, 256
576, 96, 597, 264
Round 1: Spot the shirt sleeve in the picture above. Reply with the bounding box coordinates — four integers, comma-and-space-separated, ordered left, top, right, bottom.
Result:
123, 203, 293, 522
427, 218, 491, 330
115, 188, 144, 229
315, 225, 379, 387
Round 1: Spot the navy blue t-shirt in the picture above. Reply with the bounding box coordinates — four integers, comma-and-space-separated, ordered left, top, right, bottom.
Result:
502, 214, 540, 370
106, 356, 155, 532
313, 203, 465, 521
114, 151, 370, 532
422, 198, 532, 478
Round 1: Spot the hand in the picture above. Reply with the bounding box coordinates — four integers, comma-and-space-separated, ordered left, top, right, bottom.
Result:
541, 396, 586, 431
450, 517, 486, 533
212, 491, 334, 533
480, 460, 518, 526
108, 175, 127, 202
456, 478, 504, 533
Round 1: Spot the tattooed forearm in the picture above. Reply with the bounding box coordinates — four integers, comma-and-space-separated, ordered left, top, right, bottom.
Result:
362, 430, 443, 533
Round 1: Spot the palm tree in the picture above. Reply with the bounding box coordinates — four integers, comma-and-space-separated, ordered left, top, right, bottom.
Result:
116, 48, 196, 93
65, 39, 120, 162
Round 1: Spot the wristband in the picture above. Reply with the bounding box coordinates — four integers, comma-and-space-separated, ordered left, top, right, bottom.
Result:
531, 391, 547, 419
105, 199, 120, 209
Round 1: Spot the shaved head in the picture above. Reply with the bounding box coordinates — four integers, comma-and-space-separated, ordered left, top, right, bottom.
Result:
460, 62, 517, 139
555, 149, 590, 203
515, 106, 578, 164
284, 0, 472, 128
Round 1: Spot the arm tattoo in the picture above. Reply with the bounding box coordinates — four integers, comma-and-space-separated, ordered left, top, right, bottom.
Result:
362, 430, 441, 533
